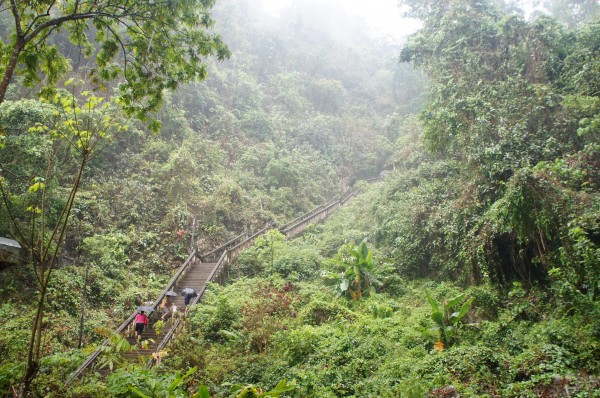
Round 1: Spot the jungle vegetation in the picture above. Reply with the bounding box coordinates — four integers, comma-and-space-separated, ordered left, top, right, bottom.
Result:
0, 0, 598, 396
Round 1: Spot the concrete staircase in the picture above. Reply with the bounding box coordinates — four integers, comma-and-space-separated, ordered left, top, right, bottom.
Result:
71, 178, 376, 382
95, 260, 217, 377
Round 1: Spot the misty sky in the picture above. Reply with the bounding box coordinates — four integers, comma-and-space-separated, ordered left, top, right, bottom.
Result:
260, 0, 422, 40
260, 0, 543, 41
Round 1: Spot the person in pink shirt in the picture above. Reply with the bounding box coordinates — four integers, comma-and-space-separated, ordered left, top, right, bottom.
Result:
135, 311, 149, 340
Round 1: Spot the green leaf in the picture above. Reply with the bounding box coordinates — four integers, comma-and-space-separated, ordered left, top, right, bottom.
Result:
230, 385, 244, 393
445, 294, 465, 311
274, 379, 288, 390
193, 385, 211, 398
28, 182, 45, 193
130, 387, 150, 398
431, 311, 444, 326
265, 379, 296, 396
457, 297, 474, 320
149, 119, 162, 135
448, 311, 460, 324
340, 278, 349, 292
425, 289, 441, 315
26, 206, 41, 214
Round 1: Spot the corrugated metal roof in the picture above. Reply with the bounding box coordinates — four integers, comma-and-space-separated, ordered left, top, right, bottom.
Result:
0, 237, 21, 248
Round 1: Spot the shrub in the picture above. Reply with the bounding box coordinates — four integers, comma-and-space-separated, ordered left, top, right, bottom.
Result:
192, 294, 241, 344
297, 298, 356, 326
272, 325, 323, 364
240, 282, 297, 353
268, 244, 323, 280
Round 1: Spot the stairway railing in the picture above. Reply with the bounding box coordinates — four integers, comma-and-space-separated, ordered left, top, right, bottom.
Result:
279, 188, 359, 238
277, 201, 332, 232
198, 231, 248, 262
149, 222, 273, 362
70, 175, 385, 380
69, 250, 197, 381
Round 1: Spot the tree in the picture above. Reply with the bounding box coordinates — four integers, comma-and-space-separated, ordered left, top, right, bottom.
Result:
399, 0, 573, 169
253, 229, 287, 271
393, 0, 600, 286
0, 0, 229, 122
328, 241, 381, 300
0, 82, 126, 396
424, 289, 473, 347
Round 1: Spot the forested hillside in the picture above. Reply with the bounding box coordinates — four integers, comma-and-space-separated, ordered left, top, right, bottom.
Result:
154, 2, 599, 395
1, 0, 599, 396
0, 0, 424, 396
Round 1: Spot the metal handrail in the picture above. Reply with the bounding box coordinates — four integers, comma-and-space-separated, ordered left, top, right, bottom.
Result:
278, 199, 338, 233
194, 250, 228, 307
280, 198, 341, 235
71, 175, 379, 379
67, 310, 137, 383
69, 250, 197, 381
154, 317, 182, 356
230, 223, 272, 251
199, 231, 247, 261
149, 222, 274, 362
340, 188, 359, 205
278, 203, 326, 230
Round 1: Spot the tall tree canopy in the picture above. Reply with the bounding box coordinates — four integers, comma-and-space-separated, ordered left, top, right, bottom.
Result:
0, 0, 229, 119
0, 1, 229, 394
389, 0, 599, 286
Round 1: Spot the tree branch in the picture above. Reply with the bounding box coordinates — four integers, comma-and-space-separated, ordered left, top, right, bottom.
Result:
9, 0, 22, 37
25, 0, 58, 37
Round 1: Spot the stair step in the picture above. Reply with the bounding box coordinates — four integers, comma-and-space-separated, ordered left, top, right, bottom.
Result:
92, 260, 223, 378
76, 199, 347, 380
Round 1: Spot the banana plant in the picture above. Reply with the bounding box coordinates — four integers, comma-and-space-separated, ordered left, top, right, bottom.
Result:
424, 289, 474, 347
329, 241, 382, 300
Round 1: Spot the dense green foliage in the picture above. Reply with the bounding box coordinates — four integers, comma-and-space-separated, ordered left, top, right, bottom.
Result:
135, 191, 598, 397
0, 0, 422, 395
393, 0, 600, 289
1, 0, 599, 396
0, 0, 229, 119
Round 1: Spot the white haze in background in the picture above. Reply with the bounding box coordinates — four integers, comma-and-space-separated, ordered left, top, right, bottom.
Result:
260, 0, 422, 42
260, 0, 543, 42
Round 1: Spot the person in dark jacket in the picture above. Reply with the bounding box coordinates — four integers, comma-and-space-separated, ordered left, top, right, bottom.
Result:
182, 289, 197, 316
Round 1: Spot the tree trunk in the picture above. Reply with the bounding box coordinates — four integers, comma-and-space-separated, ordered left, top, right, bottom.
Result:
17, 290, 45, 398
0, 40, 24, 105
17, 155, 88, 397
78, 263, 90, 348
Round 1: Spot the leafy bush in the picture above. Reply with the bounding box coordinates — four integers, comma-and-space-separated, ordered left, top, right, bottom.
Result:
0, 302, 31, 358
0, 363, 24, 397
272, 325, 324, 364
106, 366, 202, 398
159, 334, 206, 377
46, 266, 85, 317
296, 296, 356, 326
192, 294, 241, 344
268, 244, 323, 281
